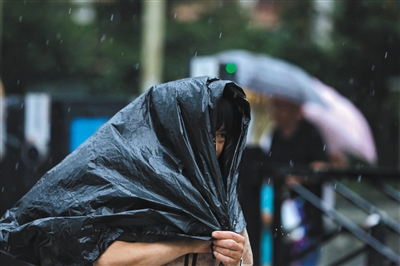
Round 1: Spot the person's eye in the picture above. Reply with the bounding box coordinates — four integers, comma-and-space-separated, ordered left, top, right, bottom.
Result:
216, 132, 227, 141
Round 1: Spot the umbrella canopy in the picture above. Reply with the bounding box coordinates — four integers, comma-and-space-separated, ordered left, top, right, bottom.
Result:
215, 50, 377, 164
302, 80, 377, 164
217, 50, 325, 106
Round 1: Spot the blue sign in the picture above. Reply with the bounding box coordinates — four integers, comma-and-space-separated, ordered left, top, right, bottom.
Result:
70, 117, 109, 152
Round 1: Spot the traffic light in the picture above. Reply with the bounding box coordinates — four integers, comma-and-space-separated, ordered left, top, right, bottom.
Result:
219, 63, 237, 82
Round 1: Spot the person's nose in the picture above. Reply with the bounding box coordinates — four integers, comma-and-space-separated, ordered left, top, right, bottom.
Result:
216, 142, 223, 158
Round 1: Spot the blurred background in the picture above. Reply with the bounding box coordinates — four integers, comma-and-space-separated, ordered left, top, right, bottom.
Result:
0, 0, 399, 265
2, 0, 399, 166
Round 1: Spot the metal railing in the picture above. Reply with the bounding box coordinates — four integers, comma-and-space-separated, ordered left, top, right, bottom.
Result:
269, 167, 400, 266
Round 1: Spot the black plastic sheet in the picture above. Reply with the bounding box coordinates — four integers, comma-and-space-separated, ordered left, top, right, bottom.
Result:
0, 76, 250, 265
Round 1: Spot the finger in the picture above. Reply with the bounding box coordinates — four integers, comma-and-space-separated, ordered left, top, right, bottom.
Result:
213, 243, 241, 259
213, 238, 240, 249
213, 250, 240, 266
212, 231, 245, 243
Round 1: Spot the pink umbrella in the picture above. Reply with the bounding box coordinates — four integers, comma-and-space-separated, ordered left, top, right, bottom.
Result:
302, 79, 377, 164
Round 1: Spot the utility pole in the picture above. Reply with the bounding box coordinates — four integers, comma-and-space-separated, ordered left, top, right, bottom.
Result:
140, 0, 166, 93
312, 0, 334, 50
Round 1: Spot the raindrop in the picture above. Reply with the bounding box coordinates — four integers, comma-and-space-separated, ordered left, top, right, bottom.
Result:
121, 52, 124, 56
289, 160, 294, 168
19, 16, 23, 22
20, 103, 24, 109
194, 52, 197, 57
174, 13, 177, 19
15, 163, 19, 170
349, 78, 354, 85
110, 14, 114, 21
323, 145, 326, 151
68, 107, 71, 113
219, 33, 222, 38
334, 183, 337, 189
384, 52, 388, 58
370, 90, 375, 96
69, 8, 72, 14
268, 178, 271, 184
135, 63, 139, 70
371, 65, 375, 71
60, 39, 63, 44
101, 35, 106, 42
17, 79, 20, 85
357, 175, 362, 182
46, 40, 50, 45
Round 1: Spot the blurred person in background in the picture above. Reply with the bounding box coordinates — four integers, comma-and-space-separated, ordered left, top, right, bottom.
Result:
259, 97, 329, 266
238, 91, 271, 266
260, 179, 274, 266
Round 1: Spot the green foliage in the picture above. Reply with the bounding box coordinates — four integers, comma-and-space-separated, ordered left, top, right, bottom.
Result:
330, 0, 400, 167
3, 0, 142, 96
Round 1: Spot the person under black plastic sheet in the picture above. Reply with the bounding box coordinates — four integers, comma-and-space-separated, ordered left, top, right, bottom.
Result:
0, 76, 253, 266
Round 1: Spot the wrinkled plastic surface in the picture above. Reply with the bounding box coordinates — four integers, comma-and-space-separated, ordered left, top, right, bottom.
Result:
0, 76, 250, 265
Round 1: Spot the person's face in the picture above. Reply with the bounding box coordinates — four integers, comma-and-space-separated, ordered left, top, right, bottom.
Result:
215, 125, 227, 158
270, 98, 301, 128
